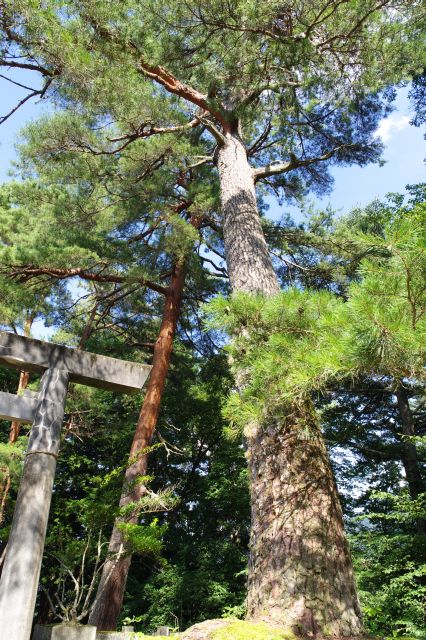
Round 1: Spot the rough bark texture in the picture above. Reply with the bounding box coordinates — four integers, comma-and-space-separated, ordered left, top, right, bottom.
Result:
88, 262, 186, 631
216, 134, 280, 296
246, 405, 363, 636
395, 385, 425, 534
216, 132, 363, 636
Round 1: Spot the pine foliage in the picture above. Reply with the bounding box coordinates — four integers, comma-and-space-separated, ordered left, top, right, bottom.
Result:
206, 193, 426, 439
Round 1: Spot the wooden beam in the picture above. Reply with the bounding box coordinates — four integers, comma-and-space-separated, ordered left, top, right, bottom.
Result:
0, 391, 37, 424
0, 332, 151, 394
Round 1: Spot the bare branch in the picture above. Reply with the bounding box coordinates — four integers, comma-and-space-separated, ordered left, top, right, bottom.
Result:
0, 75, 53, 125
108, 116, 202, 145
3, 264, 168, 296
253, 144, 352, 181
0, 58, 53, 76
187, 155, 214, 170
199, 254, 228, 277
0, 73, 38, 91
0, 89, 40, 125
248, 119, 273, 156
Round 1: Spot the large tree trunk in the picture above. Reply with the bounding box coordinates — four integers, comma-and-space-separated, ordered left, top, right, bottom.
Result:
246, 404, 362, 635
88, 262, 186, 630
216, 134, 280, 296
395, 384, 425, 534
216, 132, 363, 637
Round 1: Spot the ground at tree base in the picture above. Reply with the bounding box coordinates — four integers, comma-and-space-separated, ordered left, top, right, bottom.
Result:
136, 619, 382, 640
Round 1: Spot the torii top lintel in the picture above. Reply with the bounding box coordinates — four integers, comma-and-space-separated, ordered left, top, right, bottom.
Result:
0, 331, 151, 394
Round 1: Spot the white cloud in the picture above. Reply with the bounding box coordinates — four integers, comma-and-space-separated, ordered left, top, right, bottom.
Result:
374, 114, 410, 143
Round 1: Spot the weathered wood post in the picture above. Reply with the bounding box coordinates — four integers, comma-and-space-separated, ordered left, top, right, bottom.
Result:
0, 332, 151, 640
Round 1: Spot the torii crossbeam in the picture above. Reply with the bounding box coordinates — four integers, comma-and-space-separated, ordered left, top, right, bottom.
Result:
0, 332, 151, 640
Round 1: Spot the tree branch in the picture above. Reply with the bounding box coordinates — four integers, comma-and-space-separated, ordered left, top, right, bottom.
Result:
316, 0, 392, 49
0, 74, 53, 125
0, 89, 40, 125
4, 265, 168, 296
137, 59, 229, 129
253, 144, 351, 181
0, 58, 53, 76
237, 80, 300, 111
108, 116, 202, 144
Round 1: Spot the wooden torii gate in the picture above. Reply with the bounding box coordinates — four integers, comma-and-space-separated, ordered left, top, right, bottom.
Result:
0, 331, 151, 640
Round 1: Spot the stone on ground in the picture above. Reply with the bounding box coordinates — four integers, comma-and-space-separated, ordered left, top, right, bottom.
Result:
180, 619, 295, 640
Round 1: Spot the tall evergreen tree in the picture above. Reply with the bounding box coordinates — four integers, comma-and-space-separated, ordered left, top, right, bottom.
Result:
0, 1, 424, 634
206, 188, 426, 635
0, 159, 226, 627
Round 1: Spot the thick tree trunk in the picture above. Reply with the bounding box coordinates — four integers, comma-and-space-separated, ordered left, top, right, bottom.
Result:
216, 132, 363, 636
88, 262, 186, 630
395, 385, 425, 534
246, 405, 363, 636
216, 134, 280, 296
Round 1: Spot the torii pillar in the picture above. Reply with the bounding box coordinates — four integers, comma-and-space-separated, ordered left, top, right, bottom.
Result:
0, 331, 151, 640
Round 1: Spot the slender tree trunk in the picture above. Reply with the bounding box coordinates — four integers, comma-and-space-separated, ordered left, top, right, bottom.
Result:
9, 316, 33, 443
88, 261, 186, 630
37, 586, 53, 625
8, 370, 30, 443
216, 131, 363, 636
395, 384, 425, 534
0, 316, 33, 527
78, 303, 99, 350
0, 467, 10, 527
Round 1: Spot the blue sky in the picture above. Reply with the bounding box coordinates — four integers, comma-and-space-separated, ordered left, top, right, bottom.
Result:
326, 89, 425, 213
266, 89, 425, 222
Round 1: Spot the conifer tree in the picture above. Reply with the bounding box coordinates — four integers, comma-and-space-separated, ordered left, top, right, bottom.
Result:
0, 157, 224, 628
1, 1, 424, 633
206, 189, 426, 601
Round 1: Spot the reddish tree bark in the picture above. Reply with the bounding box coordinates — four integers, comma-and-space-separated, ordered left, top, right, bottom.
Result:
88, 260, 187, 630
0, 468, 10, 528
8, 316, 33, 444
0, 317, 33, 529
8, 370, 30, 444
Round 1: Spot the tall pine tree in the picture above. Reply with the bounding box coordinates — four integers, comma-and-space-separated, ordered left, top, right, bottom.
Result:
1, 1, 424, 633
